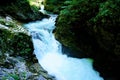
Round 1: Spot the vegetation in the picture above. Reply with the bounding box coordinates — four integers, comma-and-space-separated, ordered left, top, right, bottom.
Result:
45, 0, 66, 13
55, 0, 103, 54
55, 0, 120, 56
2, 73, 20, 80
55, 0, 120, 79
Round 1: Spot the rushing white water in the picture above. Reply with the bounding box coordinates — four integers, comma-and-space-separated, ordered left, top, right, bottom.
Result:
39, 4, 45, 14
24, 15, 104, 80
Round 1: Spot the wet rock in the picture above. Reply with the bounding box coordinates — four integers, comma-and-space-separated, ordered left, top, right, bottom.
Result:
0, 16, 55, 80
0, 55, 55, 80
38, 75, 46, 80
55, 0, 120, 79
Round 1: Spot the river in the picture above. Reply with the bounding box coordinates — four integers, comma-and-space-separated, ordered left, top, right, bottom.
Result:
24, 14, 104, 80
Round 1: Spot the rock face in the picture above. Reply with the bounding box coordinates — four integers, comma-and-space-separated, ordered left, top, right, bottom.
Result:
55, 0, 120, 79
0, 16, 55, 80
0, 0, 48, 22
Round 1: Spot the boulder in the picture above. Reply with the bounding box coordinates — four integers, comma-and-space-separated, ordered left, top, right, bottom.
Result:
55, 0, 120, 79
0, 16, 54, 80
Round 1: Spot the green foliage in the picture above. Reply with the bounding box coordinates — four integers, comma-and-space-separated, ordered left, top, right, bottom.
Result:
30, 5, 39, 12
92, 0, 120, 23
55, 0, 120, 56
2, 73, 20, 80
45, 0, 67, 13
9, 74, 20, 80
89, 0, 120, 55
0, 18, 5, 25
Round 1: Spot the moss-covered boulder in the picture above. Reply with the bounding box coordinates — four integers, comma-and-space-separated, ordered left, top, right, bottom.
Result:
0, 0, 47, 22
0, 16, 55, 80
0, 17, 33, 57
55, 0, 102, 56
55, 0, 120, 79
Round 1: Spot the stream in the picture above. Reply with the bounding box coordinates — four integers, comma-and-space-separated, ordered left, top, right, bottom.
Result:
24, 14, 104, 80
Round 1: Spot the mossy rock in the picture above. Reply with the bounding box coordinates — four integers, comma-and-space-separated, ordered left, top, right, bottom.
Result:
0, 27, 33, 57
55, 0, 120, 79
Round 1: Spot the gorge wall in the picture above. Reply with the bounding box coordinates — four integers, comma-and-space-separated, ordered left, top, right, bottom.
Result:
54, 0, 120, 79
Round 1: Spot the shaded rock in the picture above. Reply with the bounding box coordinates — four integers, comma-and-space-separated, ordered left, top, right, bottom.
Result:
28, 62, 55, 80
0, 0, 48, 22
55, 0, 120, 79
62, 44, 87, 58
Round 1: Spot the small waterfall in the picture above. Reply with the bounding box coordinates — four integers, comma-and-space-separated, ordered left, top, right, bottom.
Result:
39, 0, 46, 14
39, 4, 46, 14
24, 14, 104, 80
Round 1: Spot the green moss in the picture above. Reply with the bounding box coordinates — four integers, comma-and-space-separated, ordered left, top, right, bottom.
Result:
0, 28, 33, 57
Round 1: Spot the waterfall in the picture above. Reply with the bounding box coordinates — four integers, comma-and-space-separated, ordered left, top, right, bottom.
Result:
39, 4, 46, 14
39, 0, 46, 14
24, 14, 104, 80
